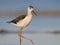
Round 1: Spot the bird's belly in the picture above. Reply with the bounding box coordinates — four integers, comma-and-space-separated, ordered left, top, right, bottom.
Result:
17, 15, 32, 27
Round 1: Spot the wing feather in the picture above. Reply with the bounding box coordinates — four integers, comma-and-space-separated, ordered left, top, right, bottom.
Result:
7, 15, 26, 24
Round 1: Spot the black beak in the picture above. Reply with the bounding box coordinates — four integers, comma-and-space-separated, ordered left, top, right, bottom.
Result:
32, 10, 37, 16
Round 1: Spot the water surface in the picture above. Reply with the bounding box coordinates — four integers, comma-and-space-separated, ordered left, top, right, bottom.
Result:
0, 33, 60, 45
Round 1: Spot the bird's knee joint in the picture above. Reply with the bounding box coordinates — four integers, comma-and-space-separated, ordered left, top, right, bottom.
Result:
18, 33, 22, 37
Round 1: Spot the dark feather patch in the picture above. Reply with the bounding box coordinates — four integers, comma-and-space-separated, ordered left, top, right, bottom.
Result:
8, 15, 26, 24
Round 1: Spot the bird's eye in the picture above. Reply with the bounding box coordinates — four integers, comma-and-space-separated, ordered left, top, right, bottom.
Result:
29, 6, 33, 9
30, 7, 31, 9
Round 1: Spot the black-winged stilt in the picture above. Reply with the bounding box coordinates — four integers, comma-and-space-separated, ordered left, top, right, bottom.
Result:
7, 6, 37, 45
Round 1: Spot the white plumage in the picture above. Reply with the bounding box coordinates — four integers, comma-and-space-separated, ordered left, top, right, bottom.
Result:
11, 6, 34, 28
11, 14, 32, 27
19, 14, 32, 27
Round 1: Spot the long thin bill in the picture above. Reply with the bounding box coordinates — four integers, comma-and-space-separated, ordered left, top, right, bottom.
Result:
32, 10, 37, 15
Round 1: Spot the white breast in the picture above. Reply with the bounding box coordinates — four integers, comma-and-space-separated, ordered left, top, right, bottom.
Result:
17, 15, 32, 27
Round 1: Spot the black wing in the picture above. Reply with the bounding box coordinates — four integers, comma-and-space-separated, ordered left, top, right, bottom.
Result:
7, 15, 26, 24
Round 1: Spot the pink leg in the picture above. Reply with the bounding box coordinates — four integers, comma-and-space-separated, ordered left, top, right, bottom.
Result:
18, 33, 35, 45
18, 27, 23, 45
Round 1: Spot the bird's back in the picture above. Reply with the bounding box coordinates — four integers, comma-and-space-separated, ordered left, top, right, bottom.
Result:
17, 14, 32, 27
7, 15, 26, 24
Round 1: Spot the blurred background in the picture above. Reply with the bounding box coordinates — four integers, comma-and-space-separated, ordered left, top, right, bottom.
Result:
0, 0, 60, 45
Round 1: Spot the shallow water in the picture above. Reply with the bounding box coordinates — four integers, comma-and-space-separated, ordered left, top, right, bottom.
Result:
0, 16, 60, 45
0, 33, 60, 45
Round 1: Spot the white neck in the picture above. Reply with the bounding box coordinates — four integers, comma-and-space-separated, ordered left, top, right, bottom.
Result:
27, 8, 32, 15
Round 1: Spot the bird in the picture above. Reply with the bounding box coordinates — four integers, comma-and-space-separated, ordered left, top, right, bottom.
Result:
7, 6, 37, 45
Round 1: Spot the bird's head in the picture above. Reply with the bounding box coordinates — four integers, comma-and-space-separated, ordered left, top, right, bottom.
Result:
28, 6, 37, 15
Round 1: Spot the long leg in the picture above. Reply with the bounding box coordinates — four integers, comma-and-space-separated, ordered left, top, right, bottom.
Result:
18, 27, 35, 45
18, 27, 23, 45
18, 33, 35, 45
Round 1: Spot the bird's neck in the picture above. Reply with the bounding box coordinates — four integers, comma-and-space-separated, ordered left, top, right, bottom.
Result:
27, 8, 32, 16
27, 12, 32, 16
